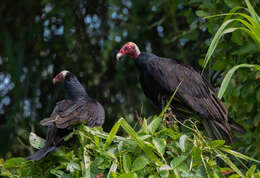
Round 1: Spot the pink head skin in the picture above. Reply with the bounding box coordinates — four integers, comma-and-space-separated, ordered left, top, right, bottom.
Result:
52, 70, 69, 84
116, 42, 141, 60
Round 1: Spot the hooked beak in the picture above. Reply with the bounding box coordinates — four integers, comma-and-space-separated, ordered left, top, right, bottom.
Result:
52, 78, 57, 85
116, 52, 124, 61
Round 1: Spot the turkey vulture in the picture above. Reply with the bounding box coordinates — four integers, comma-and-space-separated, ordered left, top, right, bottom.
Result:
116, 42, 245, 143
26, 70, 105, 160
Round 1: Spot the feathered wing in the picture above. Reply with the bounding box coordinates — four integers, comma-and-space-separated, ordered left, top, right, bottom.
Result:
40, 98, 105, 129
143, 57, 245, 143
26, 100, 71, 160
40, 99, 81, 128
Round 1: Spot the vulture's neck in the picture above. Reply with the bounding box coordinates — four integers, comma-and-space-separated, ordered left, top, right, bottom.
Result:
64, 76, 88, 100
135, 52, 156, 71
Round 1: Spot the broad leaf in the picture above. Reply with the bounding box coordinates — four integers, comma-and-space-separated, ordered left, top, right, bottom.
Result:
132, 155, 149, 172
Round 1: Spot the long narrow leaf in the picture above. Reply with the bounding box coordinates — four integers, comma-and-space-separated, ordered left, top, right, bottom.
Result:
202, 19, 235, 74
107, 161, 118, 178
159, 80, 183, 117
245, 0, 260, 26
81, 125, 136, 145
215, 150, 244, 178
218, 64, 260, 99
83, 147, 91, 178
104, 121, 121, 150
220, 148, 260, 163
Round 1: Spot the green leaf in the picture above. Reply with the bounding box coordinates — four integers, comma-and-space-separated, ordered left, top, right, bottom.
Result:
246, 165, 256, 177
152, 138, 166, 159
192, 147, 201, 163
245, 0, 260, 26
108, 161, 118, 178
123, 153, 131, 173
202, 19, 236, 74
231, 30, 244, 45
198, 58, 205, 67
119, 173, 138, 178
131, 155, 149, 172
80, 125, 136, 146
213, 59, 229, 71
229, 174, 241, 178
170, 155, 188, 169
64, 131, 74, 141
224, 0, 241, 8
50, 170, 66, 178
196, 10, 209, 17
147, 116, 162, 134
119, 118, 163, 166
4, 158, 26, 168
29, 132, 45, 149
215, 150, 244, 178
218, 64, 260, 99
208, 140, 225, 148
66, 161, 81, 172
104, 121, 121, 150
159, 80, 183, 117
220, 147, 260, 163
179, 135, 188, 152
93, 156, 105, 167
140, 118, 148, 134
83, 147, 91, 178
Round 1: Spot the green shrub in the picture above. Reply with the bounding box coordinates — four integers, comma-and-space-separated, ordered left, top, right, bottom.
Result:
0, 114, 259, 177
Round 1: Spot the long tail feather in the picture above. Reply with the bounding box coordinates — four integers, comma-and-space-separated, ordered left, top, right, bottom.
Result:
228, 118, 246, 134
202, 118, 233, 144
26, 128, 69, 161
26, 145, 58, 161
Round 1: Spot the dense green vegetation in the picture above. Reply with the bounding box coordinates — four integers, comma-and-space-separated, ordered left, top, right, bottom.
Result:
0, 116, 260, 177
0, 0, 260, 177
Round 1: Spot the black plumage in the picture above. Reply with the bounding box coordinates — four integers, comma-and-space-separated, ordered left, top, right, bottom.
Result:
117, 42, 245, 143
26, 71, 105, 160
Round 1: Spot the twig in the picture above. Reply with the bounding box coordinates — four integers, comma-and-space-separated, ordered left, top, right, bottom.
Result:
135, 110, 143, 127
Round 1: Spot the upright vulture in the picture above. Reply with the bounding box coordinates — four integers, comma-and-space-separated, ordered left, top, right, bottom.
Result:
116, 42, 245, 143
26, 70, 105, 160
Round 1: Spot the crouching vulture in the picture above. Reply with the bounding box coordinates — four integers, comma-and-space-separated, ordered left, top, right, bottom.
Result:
26, 70, 105, 160
116, 42, 245, 143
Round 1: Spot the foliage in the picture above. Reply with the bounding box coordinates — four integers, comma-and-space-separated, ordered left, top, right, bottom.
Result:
1, 115, 260, 177
198, 0, 260, 164
0, 0, 260, 177
202, 0, 260, 99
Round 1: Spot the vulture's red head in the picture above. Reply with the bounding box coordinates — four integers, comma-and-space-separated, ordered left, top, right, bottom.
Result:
116, 42, 140, 60
53, 70, 70, 84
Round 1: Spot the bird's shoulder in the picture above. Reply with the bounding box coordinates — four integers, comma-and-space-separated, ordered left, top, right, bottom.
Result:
146, 56, 215, 97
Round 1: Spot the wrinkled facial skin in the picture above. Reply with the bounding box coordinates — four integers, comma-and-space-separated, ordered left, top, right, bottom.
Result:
120, 42, 136, 56
117, 42, 139, 60
53, 70, 69, 84
53, 73, 65, 84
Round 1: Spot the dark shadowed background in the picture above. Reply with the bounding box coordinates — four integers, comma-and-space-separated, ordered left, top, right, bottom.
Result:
1, 0, 260, 160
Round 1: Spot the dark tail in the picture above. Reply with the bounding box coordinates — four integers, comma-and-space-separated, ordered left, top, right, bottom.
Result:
201, 93, 246, 144
26, 127, 68, 161
228, 118, 246, 134
26, 145, 58, 161
202, 118, 233, 144
40, 117, 56, 126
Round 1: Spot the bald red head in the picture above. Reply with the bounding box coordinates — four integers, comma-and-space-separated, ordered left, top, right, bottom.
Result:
116, 42, 140, 60
52, 70, 69, 84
